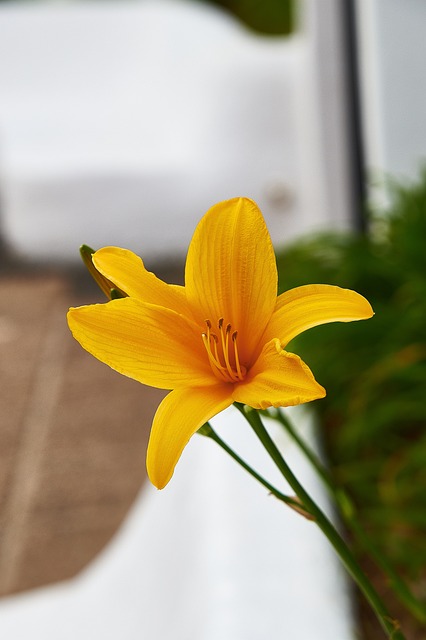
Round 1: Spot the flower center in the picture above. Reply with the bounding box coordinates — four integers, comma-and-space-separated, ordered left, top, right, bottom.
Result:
201, 318, 247, 383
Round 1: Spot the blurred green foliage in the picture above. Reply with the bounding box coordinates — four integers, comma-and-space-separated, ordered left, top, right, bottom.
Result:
276, 173, 426, 583
196, 0, 294, 35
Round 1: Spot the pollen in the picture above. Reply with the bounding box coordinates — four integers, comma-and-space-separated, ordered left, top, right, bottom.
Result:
202, 318, 247, 383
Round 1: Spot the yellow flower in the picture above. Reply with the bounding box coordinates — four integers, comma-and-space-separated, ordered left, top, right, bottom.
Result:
67, 198, 373, 488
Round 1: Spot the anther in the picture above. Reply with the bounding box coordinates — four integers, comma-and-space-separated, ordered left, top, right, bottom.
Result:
218, 318, 224, 330
226, 323, 232, 334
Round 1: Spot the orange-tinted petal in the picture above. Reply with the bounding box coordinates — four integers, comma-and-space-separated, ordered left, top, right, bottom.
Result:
93, 247, 190, 315
67, 297, 215, 390
264, 284, 374, 347
185, 198, 277, 362
233, 339, 325, 409
147, 384, 233, 489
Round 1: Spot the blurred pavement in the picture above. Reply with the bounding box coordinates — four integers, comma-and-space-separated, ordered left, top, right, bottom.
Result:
0, 268, 167, 595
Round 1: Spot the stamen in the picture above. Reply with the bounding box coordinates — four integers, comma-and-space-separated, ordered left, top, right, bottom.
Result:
202, 333, 222, 370
218, 319, 227, 367
232, 331, 244, 380
202, 320, 228, 380
211, 333, 221, 365
222, 324, 233, 379
202, 318, 246, 383
201, 332, 228, 381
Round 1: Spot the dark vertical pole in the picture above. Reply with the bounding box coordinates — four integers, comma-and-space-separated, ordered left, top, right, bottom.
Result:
341, 0, 368, 233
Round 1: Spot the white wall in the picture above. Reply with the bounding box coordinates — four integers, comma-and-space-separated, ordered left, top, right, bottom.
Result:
357, 0, 426, 184
0, 0, 357, 263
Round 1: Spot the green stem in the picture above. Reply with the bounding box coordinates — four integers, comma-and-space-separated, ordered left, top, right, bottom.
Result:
271, 409, 332, 486
273, 409, 426, 624
235, 403, 405, 640
198, 423, 312, 516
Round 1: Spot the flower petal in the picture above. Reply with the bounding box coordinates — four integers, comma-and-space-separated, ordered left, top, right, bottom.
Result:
233, 339, 326, 409
67, 297, 215, 389
264, 284, 374, 347
93, 247, 190, 315
147, 385, 233, 488
185, 198, 277, 362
